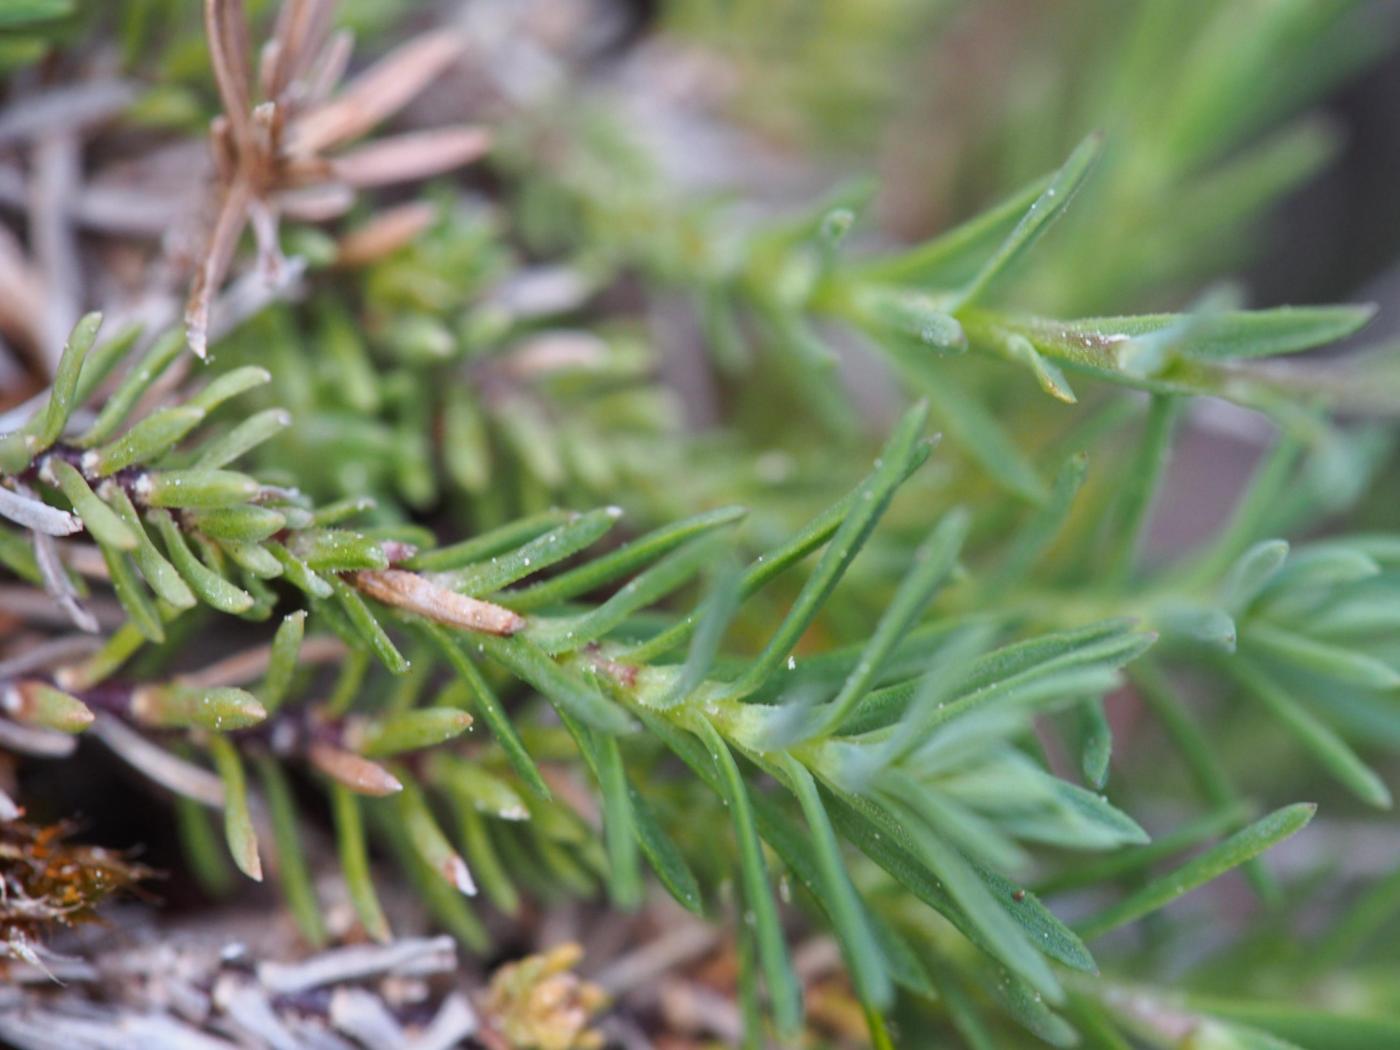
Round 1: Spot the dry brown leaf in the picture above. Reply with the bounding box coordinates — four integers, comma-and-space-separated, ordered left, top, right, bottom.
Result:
351, 568, 524, 635
306, 741, 403, 796
330, 126, 491, 188
334, 202, 436, 267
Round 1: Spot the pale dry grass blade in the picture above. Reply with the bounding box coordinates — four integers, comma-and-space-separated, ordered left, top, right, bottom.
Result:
0, 635, 101, 678
262, 0, 311, 99
0, 717, 76, 757
209, 256, 307, 345
334, 202, 436, 267
306, 741, 403, 795
247, 196, 284, 280
0, 485, 82, 536
304, 28, 354, 104
0, 585, 120, 630
177, 634, 345, 689
27, 484, 98, 633
330, 126, 491, 188
265, 0, 338, 99
276, 182, 354, 221
91, 713, 227, 806
289, 28, 464, 153
500, 331, 611, 379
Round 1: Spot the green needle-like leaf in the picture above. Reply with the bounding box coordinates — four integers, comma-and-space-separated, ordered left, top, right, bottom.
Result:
328, 575, 409, 674
656, 558, 742, 710
454, 805, 520, 915
530, 536, 717, 654
1036, 804, 1253, 896
1077, 803, 1316, 938
477, 634, 632, 734
434, 507, 621, 595
134, 684, 265, 731
265, 541, 334, 599
394, 774, 475, 895
187, 505, 287, 542
88, 406, 205, 476
193, 408, 292, 469
627, 443, 932, 663
293, 529, 390, 572
208, 734, 261, 882
913, 363, 1046, 502
506, 505, 747, 610
360, 707, 474, 757
948, 133, 1102, 311
594, 729, 643, 909
1103, 394, 1181, 584
988, 451, 1087, 592
260, 611, 305, 714
6, 681, 93, 733
30, 312, 102, 453
888, 793, 1063, 1003
693, 717, 802, 1037
405, 509, 573, 572
803, 508, 967, 740
1231, 659, 1391, 808
149, 509, 254, 613
853, 170, 1054, 289
78, 327, 186, 447
1073, 697, 1113, 789
985, 304, 1374, 376
186, 366, 271, 415
421, 624, 551, 798
71, 324, 141, 408
719, 401, 930, 701
1221, 539, 1291, 611
330, 784, 391, 942
1244, 622, 1400, 690
780, 755, 892, 1009
101, 544, 164, 642
139, 469, 261, 509
256, 755, 326, 947
46, 460, 136, 551
105, 488, 196, 609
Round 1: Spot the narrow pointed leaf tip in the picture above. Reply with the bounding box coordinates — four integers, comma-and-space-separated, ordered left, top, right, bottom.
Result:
999, 303, 1377, 377
1077, 802, 1316, 938
309, 742, 404, 796
949, 131, 1102, 310
209, 735, 262, 882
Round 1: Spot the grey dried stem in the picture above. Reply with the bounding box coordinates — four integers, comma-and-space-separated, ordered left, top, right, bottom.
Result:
0, 932, 481, 1050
